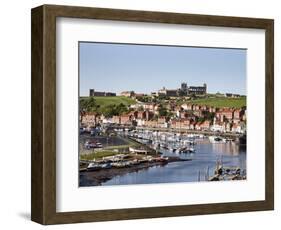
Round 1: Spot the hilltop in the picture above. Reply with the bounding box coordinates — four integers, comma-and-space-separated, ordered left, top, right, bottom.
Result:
187, 97, 246, 108
80, 96, 136, 107
94, 96, 136, 107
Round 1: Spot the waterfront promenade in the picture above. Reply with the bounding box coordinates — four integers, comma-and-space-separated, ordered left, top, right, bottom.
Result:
105, 124, 243, 138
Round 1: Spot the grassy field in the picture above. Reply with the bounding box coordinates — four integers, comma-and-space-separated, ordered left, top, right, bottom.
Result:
81, 95, 245, 109
187, 97, 246, 108
93, 96, 136, 107
102, 137, 141, 150
80, 150, 125, 160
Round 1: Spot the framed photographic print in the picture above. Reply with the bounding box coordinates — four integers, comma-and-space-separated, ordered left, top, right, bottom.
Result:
31, 4, 274, 225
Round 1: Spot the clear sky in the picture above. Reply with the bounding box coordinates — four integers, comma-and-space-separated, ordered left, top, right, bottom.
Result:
79, 42, 246, 96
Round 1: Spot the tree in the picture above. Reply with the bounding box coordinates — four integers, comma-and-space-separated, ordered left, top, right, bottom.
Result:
80, 97, 97, 112
158, 104, 168, 117
101, 105, 115, 118
204, 111, 215, 121
100, 103, 129, 118
116, 103, 128, 115
80, 97, 97, 122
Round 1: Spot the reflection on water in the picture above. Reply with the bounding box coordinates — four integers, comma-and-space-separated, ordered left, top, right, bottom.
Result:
211, 141, 246, 156
103, 140, 246, 186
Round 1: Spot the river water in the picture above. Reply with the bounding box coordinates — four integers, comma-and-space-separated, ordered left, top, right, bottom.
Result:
102, 138, 246, 186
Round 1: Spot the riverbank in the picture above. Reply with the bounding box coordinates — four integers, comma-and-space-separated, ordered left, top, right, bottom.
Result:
79, 156, 191, 186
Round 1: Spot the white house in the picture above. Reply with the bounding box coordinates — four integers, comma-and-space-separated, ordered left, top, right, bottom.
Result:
210, 123, 225, 132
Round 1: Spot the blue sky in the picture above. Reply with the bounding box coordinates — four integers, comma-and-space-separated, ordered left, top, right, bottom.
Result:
79, 42, 246, 96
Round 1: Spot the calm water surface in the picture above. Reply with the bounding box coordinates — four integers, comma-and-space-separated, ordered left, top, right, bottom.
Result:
102, 139, 246, 186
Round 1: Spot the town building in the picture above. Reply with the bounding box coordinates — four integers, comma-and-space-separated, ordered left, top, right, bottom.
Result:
211, 122, 225, 132
225, 93, 241, 98
194, 105, 201, 111
189, 121, 196, 130
211, 117, 225, 132
158, 87, 179, 97
137, 111, 146, 120
142, 103, 159, 112
209, 107, 217, 113
81, 112, 99, 127
234, 109, 244, 120
231, 122, 246, 134
170, 118, 190, 129
181, 103, 191, 110
143, 120, 158, 128
89, 89, 116, 97
216, 108, 234, 121
128, 111, 138, 120
193, 110, 203, 117
180, 82, 188, 95
174, 106, 184, 117
242, 111, 247, 121
194, 120, 212, 130
136, 119, 145, 127
188, 83, 207, 95
179, 112, 188, 119
200, 120, 211, 130
120, 114, 133, 125
133, 93, 145, 98
137, 110, 154, 121
157, 83, 207, 97
200, 105, 208, 111
112, 115, 120, 124
120, 91, 135, 97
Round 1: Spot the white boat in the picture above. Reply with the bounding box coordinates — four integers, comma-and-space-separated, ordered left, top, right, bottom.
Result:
101, 163, 112, 169
129, 147, 149, 154
87, 163, 101, 171
188, 147, 195, 153
209, 136, 226, 144
169, 147, 177, 153
179, 147, 195, 153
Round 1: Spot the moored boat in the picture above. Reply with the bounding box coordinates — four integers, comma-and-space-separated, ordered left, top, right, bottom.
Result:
87, 163, 102, 171
208, 136, 226, 144
179, 147, 195, 153
101, 163, 112, 169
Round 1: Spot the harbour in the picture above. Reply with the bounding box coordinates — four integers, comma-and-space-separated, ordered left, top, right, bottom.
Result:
79, 128, 246, 186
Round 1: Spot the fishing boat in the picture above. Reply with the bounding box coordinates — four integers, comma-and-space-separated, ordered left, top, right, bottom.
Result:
208, 136, 226, 144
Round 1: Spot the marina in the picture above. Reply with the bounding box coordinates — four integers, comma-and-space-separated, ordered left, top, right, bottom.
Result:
79, 128, 246, 186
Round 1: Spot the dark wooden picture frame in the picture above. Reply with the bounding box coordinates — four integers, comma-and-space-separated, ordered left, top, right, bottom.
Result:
31, 4, 274, 225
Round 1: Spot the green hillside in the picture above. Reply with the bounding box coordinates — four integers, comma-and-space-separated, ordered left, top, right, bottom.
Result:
80, 96, 137, 117
188, 97, 246, 108
94, 96, 136, 107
